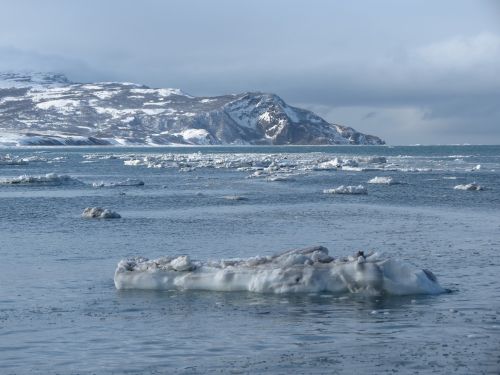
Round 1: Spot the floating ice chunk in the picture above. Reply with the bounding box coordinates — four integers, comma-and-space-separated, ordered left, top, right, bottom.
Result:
82, 207, 121, 219
223, 195, 248, 201
0, 154, 28, 165
110, 178, 144, 187
314, 159, 342, 170
454, 183, 483, 191
0, 173, 82, 185
397, 167, 432, 172
323, 185, 367, 195
124, 159, 144, 166
340, 166, 365, 172
92, 178, 144, 188
267, 175, 293, 182
114, 246, 446, 295
342, 159, 360, 167
314, 157, 380, 171
368, 176, 398, 185
474, 164, 481, 170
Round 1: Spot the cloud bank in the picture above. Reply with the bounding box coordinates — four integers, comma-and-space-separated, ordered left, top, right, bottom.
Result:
0, 0, 498, 144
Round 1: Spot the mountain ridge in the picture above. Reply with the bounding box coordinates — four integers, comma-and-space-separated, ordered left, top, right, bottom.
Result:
0, 72, 385, 146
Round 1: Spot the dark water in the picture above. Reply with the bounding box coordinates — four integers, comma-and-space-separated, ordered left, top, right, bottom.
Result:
0, 145, 499, 374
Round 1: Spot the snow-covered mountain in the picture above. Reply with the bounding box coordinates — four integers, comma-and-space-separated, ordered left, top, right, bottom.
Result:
0, 72, 384, 146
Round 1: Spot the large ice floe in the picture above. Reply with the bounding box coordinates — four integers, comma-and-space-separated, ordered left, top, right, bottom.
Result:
323, 185, 367, 195
82, 207, 121, 219
114, 246, 446, 295
0, 173, 82, 185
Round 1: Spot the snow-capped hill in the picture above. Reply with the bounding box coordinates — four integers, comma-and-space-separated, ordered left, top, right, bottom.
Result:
223, 93, 355, 145
0, 72, 385, 146
333, 124, 385, 145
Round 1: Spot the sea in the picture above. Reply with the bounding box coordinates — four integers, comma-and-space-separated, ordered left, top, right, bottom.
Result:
0, 145, 499, 374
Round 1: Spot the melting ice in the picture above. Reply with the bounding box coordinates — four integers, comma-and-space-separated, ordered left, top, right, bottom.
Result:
114, 246, 445, 295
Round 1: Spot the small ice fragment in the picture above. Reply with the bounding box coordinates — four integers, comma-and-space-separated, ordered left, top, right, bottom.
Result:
82, 207, 121, 219
368, 176, 398, 185
223, 195, 248, 201
466, 333, 489, 339
453, 183, 483, 191
267, 176, 292, 182
111, 179, 144, 187
323, 185, 367, 195
92, 179, 144, 188
314, 159, 342, 170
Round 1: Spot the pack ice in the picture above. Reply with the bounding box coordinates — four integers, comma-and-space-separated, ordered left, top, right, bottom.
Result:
114, 246, 446, 295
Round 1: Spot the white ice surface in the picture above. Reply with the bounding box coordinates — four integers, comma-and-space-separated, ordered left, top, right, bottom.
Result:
0, 173, 82, 185
79, 151, 500, 175
368, 176, 398, 185
92, 179, 144, 188
454, 183, 483, 191
323, 185, 367, 195
82, 207, 121, 219
223, 195, 248, 201
114, 246, 446, 295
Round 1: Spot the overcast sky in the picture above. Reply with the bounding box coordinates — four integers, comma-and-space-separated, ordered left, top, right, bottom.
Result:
1, 0, 499, 144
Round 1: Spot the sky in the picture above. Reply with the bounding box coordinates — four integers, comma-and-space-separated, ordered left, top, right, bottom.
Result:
0, 0, 499, 144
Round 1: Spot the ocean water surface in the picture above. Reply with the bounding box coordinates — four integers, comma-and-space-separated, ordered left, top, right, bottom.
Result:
0, 145, 499, 374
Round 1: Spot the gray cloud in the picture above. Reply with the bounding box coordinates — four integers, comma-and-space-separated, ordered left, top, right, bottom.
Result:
0, 46, 110, 82
0, 0, 499, 144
